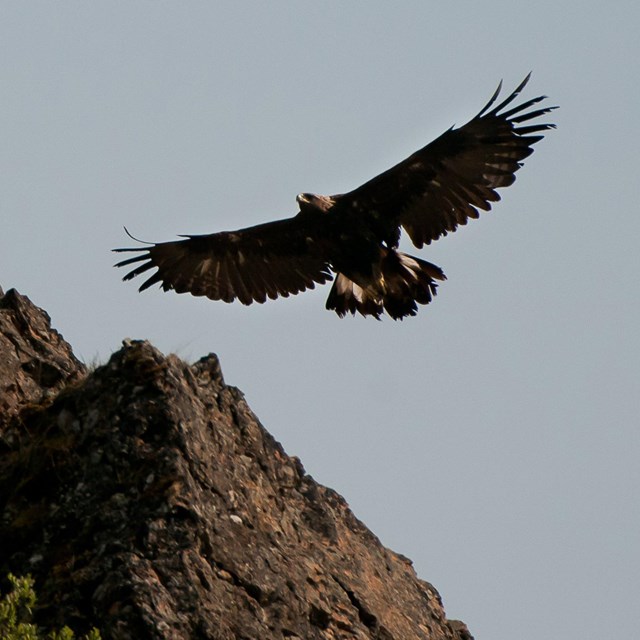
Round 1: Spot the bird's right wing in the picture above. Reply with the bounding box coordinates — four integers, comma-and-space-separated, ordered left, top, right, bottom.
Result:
113, 216, 333, 305
335, 74, 556, 248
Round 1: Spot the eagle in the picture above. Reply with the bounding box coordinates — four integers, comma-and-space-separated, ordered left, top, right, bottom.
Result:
114, 74, 555, 320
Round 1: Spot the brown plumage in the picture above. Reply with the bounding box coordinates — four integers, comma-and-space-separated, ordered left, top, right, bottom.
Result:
114, 74, 556, 319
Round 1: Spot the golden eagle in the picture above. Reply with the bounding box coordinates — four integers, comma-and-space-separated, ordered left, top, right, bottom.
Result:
114, 75, 555, 320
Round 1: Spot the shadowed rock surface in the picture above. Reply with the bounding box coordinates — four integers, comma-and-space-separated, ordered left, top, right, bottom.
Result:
0, 288, 472, 640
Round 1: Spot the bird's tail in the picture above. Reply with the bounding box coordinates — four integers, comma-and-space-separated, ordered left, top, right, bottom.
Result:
326, 250, 446, 320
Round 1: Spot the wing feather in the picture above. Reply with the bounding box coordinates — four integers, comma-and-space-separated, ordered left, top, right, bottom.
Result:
334, 75, 556, 248
114, 216, 333, 305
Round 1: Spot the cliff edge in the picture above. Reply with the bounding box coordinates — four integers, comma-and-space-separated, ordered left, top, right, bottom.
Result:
0, 288, 472, 640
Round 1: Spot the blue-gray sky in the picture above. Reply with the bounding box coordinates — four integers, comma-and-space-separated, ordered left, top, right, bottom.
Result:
2, 3, 638, 639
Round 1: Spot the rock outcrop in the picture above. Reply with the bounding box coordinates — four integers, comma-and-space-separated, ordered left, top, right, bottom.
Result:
0, 288, 472, 640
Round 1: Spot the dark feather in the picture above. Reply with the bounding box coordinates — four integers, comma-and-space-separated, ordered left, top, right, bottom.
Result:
332, 74, 556, 250
114, 76, 556, 319
114, 217, 333, 305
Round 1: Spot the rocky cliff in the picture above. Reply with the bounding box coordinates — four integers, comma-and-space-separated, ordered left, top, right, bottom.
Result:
0, 288, 472, 640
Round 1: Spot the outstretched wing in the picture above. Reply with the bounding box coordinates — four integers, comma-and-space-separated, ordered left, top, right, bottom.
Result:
113, 216, 333, 305
335, 74, 557, 248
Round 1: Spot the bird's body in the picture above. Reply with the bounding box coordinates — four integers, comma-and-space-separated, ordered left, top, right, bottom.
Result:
115, 75, 556, 319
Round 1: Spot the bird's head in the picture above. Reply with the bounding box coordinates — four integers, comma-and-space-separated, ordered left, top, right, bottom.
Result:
296, 192, 314, 206
296, 193, 334, 213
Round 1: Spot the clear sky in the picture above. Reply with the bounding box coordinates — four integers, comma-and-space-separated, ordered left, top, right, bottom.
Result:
2, 3, 639, 639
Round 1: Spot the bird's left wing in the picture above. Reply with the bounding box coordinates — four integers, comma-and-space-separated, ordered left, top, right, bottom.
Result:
333, 74, 556, 248
114, 216, 333, 305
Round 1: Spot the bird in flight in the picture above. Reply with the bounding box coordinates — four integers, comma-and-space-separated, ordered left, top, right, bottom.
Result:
114, 74, 555, 320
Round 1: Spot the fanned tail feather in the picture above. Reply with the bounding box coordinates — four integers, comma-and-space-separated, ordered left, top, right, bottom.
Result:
326, 250, 446, 320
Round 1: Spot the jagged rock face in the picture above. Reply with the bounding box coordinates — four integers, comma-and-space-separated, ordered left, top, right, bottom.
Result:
0, 289, 472, 640
0, 288, 86, 424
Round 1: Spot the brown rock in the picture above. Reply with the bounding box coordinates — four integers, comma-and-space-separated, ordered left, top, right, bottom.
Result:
0, 289, 472, 640
0, 288, 86, 425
